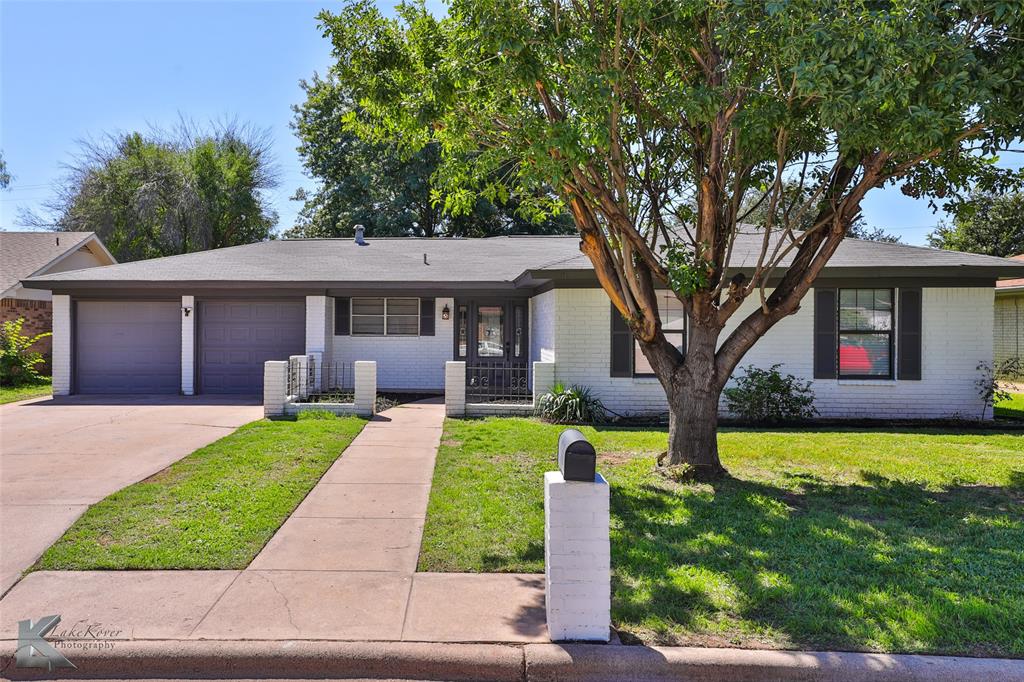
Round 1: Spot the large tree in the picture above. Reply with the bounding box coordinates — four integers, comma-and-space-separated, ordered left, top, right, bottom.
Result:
928, 190, 1024, 256
289, 71, 574, 237
324, 0, 1024, 477
26, 121, 278, 261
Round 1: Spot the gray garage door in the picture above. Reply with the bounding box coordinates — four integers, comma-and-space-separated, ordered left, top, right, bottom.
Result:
75, 301, 181, 394
198, 300, 305, 394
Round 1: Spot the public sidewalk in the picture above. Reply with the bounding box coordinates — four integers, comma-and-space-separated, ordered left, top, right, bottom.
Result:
0, 399, 547, 643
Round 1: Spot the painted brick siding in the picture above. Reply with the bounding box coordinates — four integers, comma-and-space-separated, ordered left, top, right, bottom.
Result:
994, 292, 1023, 365
530, 289, 556, 363
332, 297, 454, 391
547, 287, 993, 419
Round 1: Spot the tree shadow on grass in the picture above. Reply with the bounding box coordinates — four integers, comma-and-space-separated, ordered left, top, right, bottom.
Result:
609, 470, 1024, 657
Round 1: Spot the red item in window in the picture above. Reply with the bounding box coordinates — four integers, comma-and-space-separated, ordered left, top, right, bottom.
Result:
839, 344, 871, 373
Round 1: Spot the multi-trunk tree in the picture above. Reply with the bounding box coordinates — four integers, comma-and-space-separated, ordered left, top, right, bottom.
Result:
322, 0, 1024, 477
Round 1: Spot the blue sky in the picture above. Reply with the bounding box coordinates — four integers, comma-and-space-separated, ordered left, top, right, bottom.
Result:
0, 1, 1015, 244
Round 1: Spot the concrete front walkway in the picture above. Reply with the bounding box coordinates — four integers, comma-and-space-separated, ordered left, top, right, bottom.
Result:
0, 395, 262, 596
0, 399, 547, 643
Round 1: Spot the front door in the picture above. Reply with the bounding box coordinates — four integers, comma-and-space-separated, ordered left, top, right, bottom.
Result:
455, 299, 529, 401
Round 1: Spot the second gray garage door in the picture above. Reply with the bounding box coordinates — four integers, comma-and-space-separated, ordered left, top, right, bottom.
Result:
76, 301, 181, 394
198, 300, 305, 394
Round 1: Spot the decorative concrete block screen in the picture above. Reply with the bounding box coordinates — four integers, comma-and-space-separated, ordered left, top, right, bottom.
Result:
264, 358, 376, 418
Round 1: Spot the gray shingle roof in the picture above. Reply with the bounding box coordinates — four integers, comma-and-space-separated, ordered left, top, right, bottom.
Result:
22, 231, 1024, 290
1, 231, 99, 294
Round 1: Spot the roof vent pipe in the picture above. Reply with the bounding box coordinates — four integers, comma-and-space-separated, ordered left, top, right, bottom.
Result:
354, 224, 366, 246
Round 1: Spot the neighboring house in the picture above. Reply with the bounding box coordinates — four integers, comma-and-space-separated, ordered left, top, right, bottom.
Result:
1, 231, 116, 368
22, 229, 1024, 419
994, 254, 1024, 366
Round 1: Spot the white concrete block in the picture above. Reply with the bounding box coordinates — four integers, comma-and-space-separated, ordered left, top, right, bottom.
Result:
51, 295, 72, 395
354, 360, 377, 417
545, 470, 611, 642
263, 361, 288, 417
445, 361, 466, 417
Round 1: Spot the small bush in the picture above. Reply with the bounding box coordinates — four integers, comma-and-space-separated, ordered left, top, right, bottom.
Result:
723, 364, 817, 425
296, 409, 337, 420
535, 383, 606, 424
0, 318, 51, 387
976, 357, 1022, 419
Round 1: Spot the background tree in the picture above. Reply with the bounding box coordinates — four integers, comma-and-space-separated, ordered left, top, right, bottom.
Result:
324, 0, 1024, 477
741, 180, 901, 243
25, 121, 278, 261
0, 151, 11, 189
928, 191, 1024, 257
289, 70, 574, 237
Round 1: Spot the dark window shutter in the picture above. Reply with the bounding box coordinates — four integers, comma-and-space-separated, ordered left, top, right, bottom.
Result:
898, 288, 922, 380
610, 303, 632, 377
813, 288, 837, 379
420, 298, 435, 336
334, 297, 350, 336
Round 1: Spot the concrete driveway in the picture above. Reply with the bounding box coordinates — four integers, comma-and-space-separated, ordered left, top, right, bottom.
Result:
0, 395, 262, 595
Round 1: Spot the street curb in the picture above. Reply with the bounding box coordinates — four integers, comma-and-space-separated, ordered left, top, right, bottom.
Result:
0, 640, 523, 681
2, 639, 1023, 681
526, 643, 1024, 682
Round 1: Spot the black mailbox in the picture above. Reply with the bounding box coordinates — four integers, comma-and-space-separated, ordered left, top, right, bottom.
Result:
557, 429, 597, 482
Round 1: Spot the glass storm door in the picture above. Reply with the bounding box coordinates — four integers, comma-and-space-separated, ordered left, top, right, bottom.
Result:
455, 299, 529, 400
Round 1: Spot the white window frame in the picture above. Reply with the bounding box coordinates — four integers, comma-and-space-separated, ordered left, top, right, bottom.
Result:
350, 297, 420, 337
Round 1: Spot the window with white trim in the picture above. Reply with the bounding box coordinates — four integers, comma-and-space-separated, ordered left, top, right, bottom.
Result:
351, 297, 420, 336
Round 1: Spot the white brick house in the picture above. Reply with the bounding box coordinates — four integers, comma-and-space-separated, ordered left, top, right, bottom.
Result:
22, 232, 1024, 420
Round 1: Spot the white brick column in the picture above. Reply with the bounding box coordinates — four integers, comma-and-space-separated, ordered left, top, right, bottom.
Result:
445, 361, 466, 417
354, 360, 377, 417
532, 361, 555, 403
544, 470, 611, 642
51, 294, 72, 395
181, 295, 195, 395
263, 361, 288, 417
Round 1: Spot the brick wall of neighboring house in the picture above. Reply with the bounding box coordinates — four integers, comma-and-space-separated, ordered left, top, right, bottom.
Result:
994, 292, 1023, 366
541, 286, 993, 420
0, 298, 54, 374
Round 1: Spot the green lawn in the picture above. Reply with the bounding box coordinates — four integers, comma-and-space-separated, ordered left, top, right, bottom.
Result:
421, 418, 1024, 657
0, 377, 51, 404
36, 414, 365, 570
995, 392, 1024, 419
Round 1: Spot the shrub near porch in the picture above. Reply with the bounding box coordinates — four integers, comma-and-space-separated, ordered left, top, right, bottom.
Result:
420, 418, 1024, 657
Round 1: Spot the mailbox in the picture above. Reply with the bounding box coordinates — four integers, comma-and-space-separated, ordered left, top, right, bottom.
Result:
557, 429, 597, 482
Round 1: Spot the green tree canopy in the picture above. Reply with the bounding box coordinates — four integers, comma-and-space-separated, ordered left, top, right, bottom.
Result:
320, 0, 1024, 474
26, 121, 279, 261
288, 71, 573, 238
928, 191, 1024, 257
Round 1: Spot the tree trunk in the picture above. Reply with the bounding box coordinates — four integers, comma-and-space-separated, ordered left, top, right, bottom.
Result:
666, 374, 725, 479
640, 321, 727, 479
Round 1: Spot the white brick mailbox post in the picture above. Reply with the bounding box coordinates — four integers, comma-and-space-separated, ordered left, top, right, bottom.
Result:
544, 459, 611, 641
